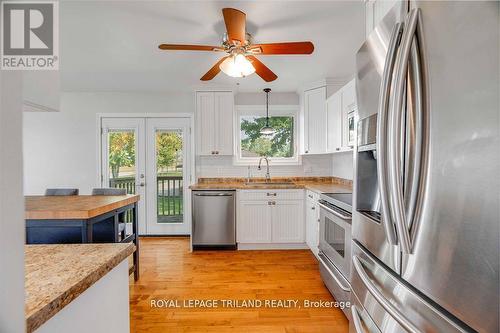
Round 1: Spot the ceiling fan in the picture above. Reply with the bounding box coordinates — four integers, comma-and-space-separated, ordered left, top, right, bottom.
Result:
158, 8, 314, 82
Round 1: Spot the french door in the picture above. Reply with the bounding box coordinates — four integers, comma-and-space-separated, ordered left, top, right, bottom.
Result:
100, 117, 191, 235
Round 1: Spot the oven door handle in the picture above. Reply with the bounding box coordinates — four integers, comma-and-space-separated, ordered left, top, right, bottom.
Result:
318, 252, 350, 292
318, 202, 351, 220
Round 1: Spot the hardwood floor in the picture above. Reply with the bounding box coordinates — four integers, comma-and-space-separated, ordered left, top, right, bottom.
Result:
130, 237, 349, 333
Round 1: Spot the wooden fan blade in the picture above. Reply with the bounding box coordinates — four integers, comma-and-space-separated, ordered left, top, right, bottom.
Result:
247, 55, 277, 82
222, 8, 246, 43
200, 56, 229, 81
158, 44, 222, 51
248, 42, 314, 55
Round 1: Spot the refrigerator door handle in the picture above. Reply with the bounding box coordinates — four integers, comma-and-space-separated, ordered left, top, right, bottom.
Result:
376, 22, 403, 246
351, 305, 370, 333
405, 11, 426, 246
388, 8, 420, 254
352, 255, 420, 333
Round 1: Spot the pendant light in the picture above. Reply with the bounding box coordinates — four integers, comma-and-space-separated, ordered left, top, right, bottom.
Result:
260, 88, 275, 136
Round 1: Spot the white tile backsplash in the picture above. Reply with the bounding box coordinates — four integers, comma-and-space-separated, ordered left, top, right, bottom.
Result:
196, 154, 333, 179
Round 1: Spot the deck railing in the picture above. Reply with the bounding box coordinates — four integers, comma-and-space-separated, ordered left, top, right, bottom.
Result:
110, 175, 183, 220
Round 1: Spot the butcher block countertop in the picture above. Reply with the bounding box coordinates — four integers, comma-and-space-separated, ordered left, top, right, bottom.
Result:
25, 243, 135, 332
25, 194, 140, 220
189, 177, 352, 194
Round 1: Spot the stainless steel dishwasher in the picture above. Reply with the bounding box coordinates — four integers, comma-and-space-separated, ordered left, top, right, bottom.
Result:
192, 190, 236, 249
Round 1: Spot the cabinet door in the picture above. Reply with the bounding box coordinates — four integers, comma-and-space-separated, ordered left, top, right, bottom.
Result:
215, 92, 234, 155
305, 199, 317, 250
342, 79, 357, 111
327, 92, 343, 153
272, 200, 304, 243
237, 200, 272, 243
196, 92, 215, 155
342, 79, 356, 149
304, 87, 327, 154
306, 199, 320, 256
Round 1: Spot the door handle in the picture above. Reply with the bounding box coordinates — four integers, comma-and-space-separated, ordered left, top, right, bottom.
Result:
352, 255, 419, 333
376, 22, 402, 247
136, 182, 145, 187
351, 306, 369, 333
318, 252, 350, 292
318, 202, 351, 220
194, 193, 233, 197
388, 9, 421, 254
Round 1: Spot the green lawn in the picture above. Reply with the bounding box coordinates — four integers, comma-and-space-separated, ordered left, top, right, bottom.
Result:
157, 196, 183, 215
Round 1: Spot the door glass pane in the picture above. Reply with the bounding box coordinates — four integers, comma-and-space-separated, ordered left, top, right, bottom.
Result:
325, 217, 345, 257
108, 130, 136, 194
156, 130, 183, 223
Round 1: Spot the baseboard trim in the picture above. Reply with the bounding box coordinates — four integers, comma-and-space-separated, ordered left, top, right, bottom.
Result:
237, 243, 309, 250
139, 234, 190, 238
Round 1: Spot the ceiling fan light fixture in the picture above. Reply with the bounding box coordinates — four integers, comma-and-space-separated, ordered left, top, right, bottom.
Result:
219, 54, 255, 78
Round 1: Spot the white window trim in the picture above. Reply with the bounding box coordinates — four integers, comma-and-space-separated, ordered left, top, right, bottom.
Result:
233, 105, 301, 166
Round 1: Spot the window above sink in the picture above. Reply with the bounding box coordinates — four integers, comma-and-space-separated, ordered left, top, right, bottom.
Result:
234, 105, 301, 166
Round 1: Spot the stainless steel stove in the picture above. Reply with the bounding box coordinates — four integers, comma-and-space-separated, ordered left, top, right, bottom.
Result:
317, 192, 353, 320
319, 193, 353, 215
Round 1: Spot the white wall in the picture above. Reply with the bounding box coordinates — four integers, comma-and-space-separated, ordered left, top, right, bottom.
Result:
0, 70, 25, 332
197, 154, 333, 178
23, 71, 60, 112
332, 151, 353, 180
23, 91, 336, 195
23, 92, 193, 195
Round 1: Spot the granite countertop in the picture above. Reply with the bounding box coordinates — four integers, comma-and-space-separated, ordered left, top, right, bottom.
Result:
189, 177, 352, 194
25, 243, 135, 332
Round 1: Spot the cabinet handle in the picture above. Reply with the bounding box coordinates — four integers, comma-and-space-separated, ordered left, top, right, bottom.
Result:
305, 150, 309, 153
311, 207, 316, 210
308, 194, 313, 199
268, 201, 272, 205
272, 201, 276, 205
266, 193, 277, 196
216, 151, 219, 155
336, 147, 340, 151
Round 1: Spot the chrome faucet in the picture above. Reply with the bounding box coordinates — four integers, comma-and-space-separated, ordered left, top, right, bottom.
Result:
258, 157, 271, 182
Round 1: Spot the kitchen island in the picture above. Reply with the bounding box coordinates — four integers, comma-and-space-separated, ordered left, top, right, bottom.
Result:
25, 243, 135, 333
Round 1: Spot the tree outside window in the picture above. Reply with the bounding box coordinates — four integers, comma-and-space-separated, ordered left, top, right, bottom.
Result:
240, 116, 294, 158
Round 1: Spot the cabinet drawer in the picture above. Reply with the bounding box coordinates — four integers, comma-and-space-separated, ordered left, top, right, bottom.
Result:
239, 189, 304, 201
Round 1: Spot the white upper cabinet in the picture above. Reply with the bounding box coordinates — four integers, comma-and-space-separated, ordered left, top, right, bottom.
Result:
326, 78, 357, 152
326, 91, 343, 153
365, 0, 400, 37
303, 86, 327, 154
342, 79, 357, 148
196, 91, 234, 156
214, 92, 234, 155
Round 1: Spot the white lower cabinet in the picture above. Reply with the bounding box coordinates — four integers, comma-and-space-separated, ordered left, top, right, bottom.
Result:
237, 190, 304, 248
237, 200, 272, 243
271, 200, 304, 243
305, 191, 320, 257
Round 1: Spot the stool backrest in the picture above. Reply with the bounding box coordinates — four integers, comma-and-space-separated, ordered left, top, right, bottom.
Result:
92, 188, 127, 196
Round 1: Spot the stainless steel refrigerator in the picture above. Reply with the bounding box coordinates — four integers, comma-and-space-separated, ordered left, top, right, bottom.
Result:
352, 1, 499, 332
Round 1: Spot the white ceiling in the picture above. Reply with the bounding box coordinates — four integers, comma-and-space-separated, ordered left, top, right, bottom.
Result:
60, 1, 365, 93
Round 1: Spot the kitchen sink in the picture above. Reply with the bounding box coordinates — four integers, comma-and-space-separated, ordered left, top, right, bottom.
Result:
244, 181, 295, 186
